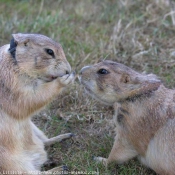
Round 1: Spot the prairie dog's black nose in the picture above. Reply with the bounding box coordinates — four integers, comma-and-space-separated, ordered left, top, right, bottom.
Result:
80, 66, 90, 75
65, 61, 71, 75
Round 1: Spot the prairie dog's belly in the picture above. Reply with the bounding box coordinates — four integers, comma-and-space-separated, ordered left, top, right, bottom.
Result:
139, 119, 175, 173
28, 131, 47, 170
0, 111, 47, 169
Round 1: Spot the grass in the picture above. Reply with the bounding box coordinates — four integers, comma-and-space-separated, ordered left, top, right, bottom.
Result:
0, 0, 175, 174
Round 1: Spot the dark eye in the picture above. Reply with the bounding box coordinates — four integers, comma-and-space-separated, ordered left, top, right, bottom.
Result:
97, 69, 109, 74
24, 42, 28, 47
45, 48, 55, 57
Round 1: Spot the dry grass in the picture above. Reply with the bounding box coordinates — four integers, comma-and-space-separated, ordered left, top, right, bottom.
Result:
1, 0, 175, 174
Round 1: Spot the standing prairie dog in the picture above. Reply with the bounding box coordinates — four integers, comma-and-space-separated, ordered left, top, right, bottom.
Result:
80, 60, 175, 175
0, 33, 75, 174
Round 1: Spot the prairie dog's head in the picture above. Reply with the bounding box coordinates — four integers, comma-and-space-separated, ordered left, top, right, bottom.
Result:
9, 33, 72, 83
80, 60, 161, 105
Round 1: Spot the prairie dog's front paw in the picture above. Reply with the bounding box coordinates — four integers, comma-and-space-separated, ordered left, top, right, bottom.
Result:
59, 72, 75, 86
94, 156, 108, 167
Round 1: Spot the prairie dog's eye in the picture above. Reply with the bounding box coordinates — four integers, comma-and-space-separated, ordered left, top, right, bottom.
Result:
24, 42, 28, 46
97, 69, 109, 74
45, 48, 55, 57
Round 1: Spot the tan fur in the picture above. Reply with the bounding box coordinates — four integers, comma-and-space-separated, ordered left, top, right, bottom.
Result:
0, 33, 75, 174
80, 60, 175, 175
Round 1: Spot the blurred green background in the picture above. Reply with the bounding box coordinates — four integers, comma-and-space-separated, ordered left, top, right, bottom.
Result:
1, 0, 175, 174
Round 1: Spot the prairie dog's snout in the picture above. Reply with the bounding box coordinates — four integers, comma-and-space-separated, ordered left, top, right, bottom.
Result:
79, 63, 118, 105
78, 66, 90, 82
80, 66, 91, 75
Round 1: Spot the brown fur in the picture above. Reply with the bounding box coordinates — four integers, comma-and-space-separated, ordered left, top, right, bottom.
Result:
0, 33, 75, 174
80, 60, 175, 175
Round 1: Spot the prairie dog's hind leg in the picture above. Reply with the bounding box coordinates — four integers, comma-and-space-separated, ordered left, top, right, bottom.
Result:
31, 122, 73, 146
44, 133, 74, 146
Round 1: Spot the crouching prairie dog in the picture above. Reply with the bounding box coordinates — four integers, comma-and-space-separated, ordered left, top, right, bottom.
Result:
0, 33, 75, 174
79, 60, 175, 175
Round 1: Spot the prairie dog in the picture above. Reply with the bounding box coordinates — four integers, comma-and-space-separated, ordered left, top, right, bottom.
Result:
80, 60, 175, 175
0, 33, 75, 174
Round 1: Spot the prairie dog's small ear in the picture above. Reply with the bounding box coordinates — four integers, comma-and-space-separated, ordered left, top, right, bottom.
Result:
120, 74, 131, 83
12, 33, 29, 45
134, 73, 161, 84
